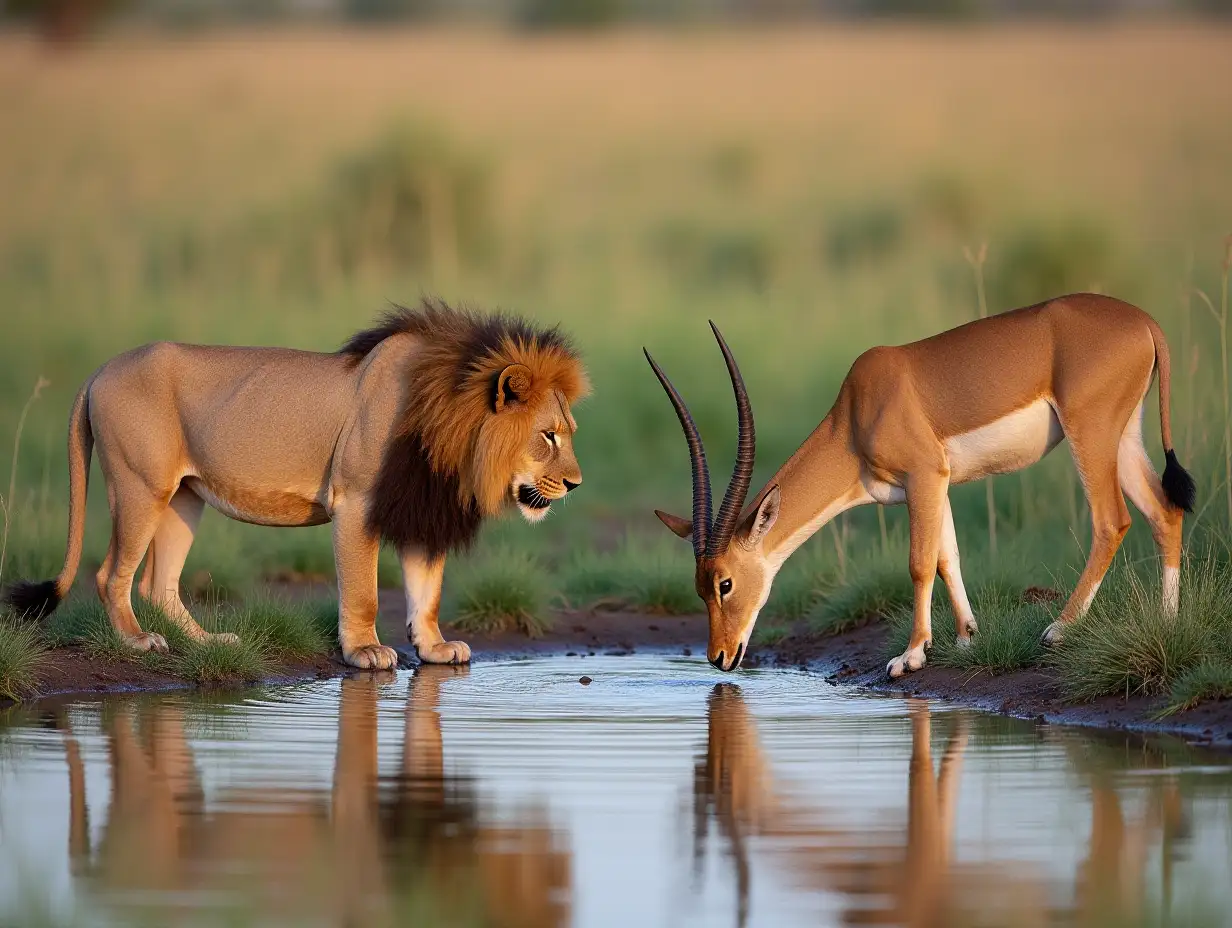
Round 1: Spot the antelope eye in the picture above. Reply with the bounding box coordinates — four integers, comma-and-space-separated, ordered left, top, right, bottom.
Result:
544, 431, 557, 445
719, 578, 733, 597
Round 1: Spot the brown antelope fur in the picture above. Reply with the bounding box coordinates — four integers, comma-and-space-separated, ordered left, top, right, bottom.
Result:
3, 299, 587, 670
51, 667, 571, 926
648, 295, 1196, 676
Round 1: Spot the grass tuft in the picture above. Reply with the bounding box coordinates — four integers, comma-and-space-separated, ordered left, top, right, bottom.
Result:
171, 634, 274, 688
0, 620, 47, 702
886, 585, 1054, 674
215, 595, 337, 659
1162, 660, 1232, 717
41, 593, 333, 687
1049, 556, 1232, 707
449, 546, 554, 637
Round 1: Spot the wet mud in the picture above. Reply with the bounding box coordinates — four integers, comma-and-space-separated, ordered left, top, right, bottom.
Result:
8, 589, 1230, 747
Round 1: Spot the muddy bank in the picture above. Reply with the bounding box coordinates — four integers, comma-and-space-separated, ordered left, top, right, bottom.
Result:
14, 646, 343, 704
8, 596, 1230, 747
430, 606, 1232, 747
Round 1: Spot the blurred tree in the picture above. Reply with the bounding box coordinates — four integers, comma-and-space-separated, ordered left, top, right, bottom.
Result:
516, 0, 626, 29
343, 0, 434, 21
5, 0, 130, 44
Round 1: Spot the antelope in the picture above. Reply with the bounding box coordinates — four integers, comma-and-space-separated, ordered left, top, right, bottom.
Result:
645, 294, 1196, 676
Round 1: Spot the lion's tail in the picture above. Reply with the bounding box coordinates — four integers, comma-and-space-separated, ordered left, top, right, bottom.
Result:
3, 382, 94, 622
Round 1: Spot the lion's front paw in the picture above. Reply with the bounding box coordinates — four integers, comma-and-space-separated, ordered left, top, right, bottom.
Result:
343, 644, 399, 671
124, 632, 169, 654
1041, 620, 1067, 647
887, 644, 927, 679
417, 640, 472, 665
206, 632, 241, 646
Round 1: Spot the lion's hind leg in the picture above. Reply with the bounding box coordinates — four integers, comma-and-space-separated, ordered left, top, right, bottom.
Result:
95, 482, 171, 654
145, 487, 238, 645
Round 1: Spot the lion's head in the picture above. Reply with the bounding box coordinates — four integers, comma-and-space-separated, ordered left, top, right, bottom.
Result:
342, 300, 589, 555
474, 352, 586, 524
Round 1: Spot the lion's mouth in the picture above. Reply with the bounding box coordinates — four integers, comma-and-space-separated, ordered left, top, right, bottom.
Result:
517, 484, 552, 511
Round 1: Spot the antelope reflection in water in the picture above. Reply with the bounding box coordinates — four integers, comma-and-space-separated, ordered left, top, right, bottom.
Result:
52, 667, 571, 927
692, 684, 1191, 928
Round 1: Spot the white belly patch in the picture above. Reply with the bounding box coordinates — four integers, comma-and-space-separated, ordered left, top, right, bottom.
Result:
945, 399, 1064, 484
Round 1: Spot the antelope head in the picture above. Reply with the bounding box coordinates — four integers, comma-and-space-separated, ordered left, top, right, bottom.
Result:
646, 323, 780, 672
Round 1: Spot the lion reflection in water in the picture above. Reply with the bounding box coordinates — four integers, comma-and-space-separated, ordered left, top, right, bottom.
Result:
693, 684, 1191, 928
53, 667, 570, 927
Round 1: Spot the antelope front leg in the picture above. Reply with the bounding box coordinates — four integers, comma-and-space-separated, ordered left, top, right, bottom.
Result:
400, 547, 470, 665
888, 471, 948, 679
333, 501, 398, 671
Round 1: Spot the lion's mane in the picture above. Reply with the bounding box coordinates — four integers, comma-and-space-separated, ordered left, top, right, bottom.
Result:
340, 299, 589, 558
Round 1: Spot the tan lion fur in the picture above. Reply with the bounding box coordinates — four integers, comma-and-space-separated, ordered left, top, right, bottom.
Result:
4, 299, 588, 670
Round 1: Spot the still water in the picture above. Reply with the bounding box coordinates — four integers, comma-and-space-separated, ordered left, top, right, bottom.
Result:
1, 655, 1230, 928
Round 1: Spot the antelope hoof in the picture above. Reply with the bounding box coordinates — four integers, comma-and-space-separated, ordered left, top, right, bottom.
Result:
887, 645, 927, 679
343, 644, 399, 671
417, 640, 472, 665
124, 632, 169, 654
956, 618, 978, 649
1041, 621, 1067, 647
205, 631, 240, 646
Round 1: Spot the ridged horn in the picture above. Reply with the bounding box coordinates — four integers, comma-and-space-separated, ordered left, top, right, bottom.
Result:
644, 348, 712, 559
707, 321, 755, 556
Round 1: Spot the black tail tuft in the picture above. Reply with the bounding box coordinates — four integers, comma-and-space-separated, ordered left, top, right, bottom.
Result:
1162, 449, 1196, 513
2, 579, 62, 623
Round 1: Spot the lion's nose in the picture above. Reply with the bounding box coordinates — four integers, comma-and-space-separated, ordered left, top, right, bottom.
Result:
563, 478, 581, 493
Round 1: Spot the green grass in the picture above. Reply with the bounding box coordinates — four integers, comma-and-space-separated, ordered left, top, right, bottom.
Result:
0, 620, 47, 702
560, 534, 697, 614
447, 546, 555, 637
886, 585, 1055, 674
806, 550, 914, 636
1049, 556, 1232, 712
35, 594, 335, 688
1163, 660, 1232, 716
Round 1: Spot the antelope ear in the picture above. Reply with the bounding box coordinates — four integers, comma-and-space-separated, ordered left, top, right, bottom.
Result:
655, 509, 694, 540
741, 486, 780, 549
494, 364, 534, 412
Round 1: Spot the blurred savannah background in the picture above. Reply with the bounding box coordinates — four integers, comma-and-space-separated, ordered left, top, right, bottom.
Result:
2, 0, 1232, 706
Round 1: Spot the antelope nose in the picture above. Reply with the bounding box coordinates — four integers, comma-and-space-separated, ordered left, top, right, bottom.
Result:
563, 478, 581, 493
710, 651, 726, 671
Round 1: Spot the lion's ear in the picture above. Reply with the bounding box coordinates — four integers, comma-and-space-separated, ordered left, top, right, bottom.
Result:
494, 364, 534, 412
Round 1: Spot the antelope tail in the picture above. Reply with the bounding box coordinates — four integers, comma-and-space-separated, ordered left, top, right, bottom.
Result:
1148, 319, 1196, 513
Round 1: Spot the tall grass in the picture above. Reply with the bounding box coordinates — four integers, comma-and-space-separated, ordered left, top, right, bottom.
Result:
964, 242, 997, 558
448, 546, 554, 637
0, 376, 49, 589
0, 621, 47, 702
1049, 554, 1232, 713
886, 584, 1054, 674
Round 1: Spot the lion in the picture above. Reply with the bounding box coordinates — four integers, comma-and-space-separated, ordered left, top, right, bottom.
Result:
2, 299, 588, 669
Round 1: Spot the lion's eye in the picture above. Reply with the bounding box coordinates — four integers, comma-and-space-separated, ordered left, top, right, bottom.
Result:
719, 578, 732, 597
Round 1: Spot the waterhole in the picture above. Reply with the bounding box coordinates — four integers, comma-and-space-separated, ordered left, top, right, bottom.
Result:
1, 655, 1229, 927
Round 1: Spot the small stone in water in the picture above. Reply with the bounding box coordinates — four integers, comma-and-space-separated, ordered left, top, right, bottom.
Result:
579, 676, 592, 686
